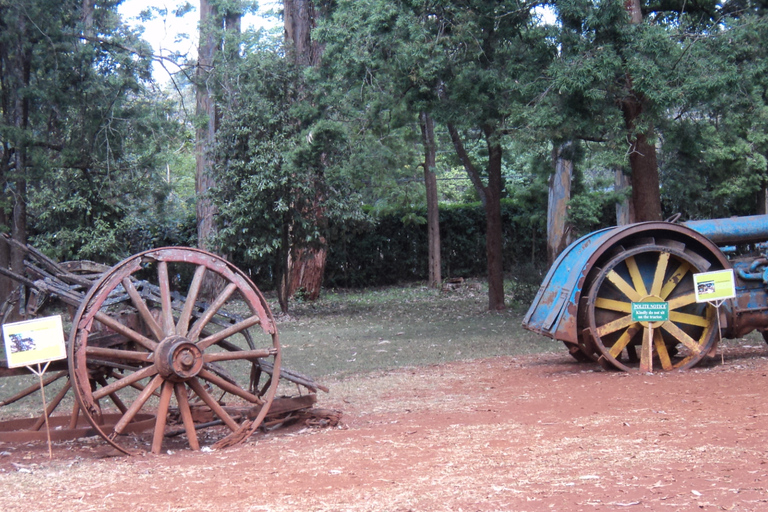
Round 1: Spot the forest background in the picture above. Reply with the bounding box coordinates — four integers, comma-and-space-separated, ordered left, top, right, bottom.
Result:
1, 0, 767, 313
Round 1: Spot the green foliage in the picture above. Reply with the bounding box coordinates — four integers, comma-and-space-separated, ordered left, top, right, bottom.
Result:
324, 199, 547, 288
0, 0, 192, 263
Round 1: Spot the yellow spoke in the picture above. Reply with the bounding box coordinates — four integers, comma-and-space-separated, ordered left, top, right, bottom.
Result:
669, 311, 710, 328
640, 326, 653, 373
660, 261, 691, 300
650, 252, 670, 296
594, 297, 632, 313
667, 292, 696, 310
661, 321, 702, 355
596, 314, 636, 337
626, 256, 648, 297
606, 270, 643, 302
609, 324, 641, 359
654, 329, 672, 370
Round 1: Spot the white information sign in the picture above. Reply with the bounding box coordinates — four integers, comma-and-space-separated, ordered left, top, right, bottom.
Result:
693, 269, 736, 303
2, 315, 66, 368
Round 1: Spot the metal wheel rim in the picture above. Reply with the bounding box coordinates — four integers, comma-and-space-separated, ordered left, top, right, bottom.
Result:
68, 247, 280, 454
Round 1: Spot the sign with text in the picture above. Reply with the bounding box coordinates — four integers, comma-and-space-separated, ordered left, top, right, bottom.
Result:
693, 269, 736, 303
632, 301, 669, 323
2, 315, 66, 368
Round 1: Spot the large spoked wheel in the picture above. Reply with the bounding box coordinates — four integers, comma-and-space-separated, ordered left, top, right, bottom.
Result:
68, 248, 280, 454
585, 241, 718, 372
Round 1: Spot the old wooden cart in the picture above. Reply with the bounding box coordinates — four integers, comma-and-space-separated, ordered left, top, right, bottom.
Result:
0, 239, 327, 454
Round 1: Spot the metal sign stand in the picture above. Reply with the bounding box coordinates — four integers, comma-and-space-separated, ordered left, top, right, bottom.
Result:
26, 361, 54, 459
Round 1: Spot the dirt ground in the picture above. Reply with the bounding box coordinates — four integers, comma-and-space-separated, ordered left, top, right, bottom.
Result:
1, 343, 768, 511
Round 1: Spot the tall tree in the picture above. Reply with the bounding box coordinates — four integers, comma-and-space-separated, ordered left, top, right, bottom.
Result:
283, 0, 329, 304
420, 112, 441, 288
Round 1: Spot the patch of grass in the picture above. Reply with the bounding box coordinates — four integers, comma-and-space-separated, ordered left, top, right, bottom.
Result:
273, 278, 559, 380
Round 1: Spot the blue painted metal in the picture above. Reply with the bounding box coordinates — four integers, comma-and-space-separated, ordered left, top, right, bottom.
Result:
523, 227, 615, 343
523, 220, 731, 345
683, 214, 768, 244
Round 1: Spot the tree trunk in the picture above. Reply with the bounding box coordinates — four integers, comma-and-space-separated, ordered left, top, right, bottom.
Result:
195, 0, 219, 254
447, 123, 505, 311
420, 112, 441, 288
621, 0, 662, 222
287, 246, 327, 300
615, 170, 634, 225
282, 0, 328, 305
284, 0, 322, 68
484, 130, 505, 311
547, 143, 572, 265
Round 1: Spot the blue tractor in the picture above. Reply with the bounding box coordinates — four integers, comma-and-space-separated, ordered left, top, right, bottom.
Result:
523, 214, 768, 371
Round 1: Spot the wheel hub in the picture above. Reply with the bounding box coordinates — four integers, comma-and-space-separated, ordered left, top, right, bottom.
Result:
155, 335, 204, 381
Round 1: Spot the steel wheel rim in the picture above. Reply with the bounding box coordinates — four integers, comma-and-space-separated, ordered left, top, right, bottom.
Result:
68, 247, 280, 454
586, 243, 717, 372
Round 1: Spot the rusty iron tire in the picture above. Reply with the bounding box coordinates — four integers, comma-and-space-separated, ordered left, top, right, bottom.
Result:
585, 240, 718, 372
68, 247, 281, 455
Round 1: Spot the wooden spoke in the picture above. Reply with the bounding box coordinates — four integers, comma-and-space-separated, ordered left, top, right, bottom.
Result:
639, 326, 653, 373
660, 261, 691, 300
660, 321, 703, 355
625, 256, 648, 297
198, 368, 265, 405
197, 315, 263, 351
122, 277, 164, 342
667, 291, 697, 310
187, 377, 240, 431
187, 283, 239, 342
650, 252, 670, 297
176, 265, 207, 337
112, 375, 164, 436
654, 329, 673, 371
595, 314, 635, 337
606, 269, 643, 302
594, 297, 632, 314
174, 383, 200, 450
203, 348, 274, 363
93, 365, 158, 400
669, 311, 710, 327
93, 310, 158, 351
96, 375, 128, 413
151, 381, 174, 454
608, 323, 641, 359
85, 346, 153, 364
157, 261, 175, 336
0, 370, 67, 407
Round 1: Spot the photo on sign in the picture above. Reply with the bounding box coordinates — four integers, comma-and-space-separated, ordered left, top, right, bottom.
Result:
697, 280, 715, 296
7, 332, 38, 354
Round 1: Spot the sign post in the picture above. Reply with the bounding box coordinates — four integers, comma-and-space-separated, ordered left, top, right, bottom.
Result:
631, 300, 669, 373
2, 315, 67, 458
693, 269, 736, 364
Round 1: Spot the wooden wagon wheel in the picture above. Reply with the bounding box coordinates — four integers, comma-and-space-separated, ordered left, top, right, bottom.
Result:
68, 248, 280, 454
584, 240, 718, 372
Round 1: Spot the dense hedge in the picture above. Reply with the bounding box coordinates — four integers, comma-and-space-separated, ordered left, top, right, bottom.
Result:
323, 199, 547, 288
